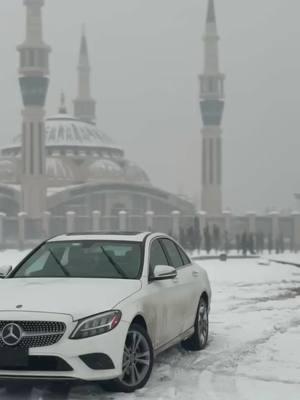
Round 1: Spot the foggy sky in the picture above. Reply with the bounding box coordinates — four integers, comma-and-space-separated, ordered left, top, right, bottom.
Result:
0, 0, 300, 214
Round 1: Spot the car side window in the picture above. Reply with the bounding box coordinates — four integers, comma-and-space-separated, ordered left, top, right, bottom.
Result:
149, 240, 169, 277
177, 245, 191, 265
161, 239, 184, 268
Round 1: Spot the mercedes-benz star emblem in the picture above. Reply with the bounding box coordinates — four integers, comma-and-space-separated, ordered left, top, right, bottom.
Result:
1, 323, 23, 346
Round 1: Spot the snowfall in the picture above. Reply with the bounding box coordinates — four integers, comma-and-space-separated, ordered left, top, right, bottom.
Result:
0, 251, 299, 400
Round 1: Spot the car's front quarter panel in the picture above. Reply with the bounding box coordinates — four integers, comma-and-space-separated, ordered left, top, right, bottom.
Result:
195, 263, 212, 309
116, 275, 190, 352
116, 283, 159, 348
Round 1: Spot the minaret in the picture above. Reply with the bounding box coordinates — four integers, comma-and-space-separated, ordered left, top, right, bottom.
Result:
59, 92, 68, 114
200, 0, 225, 215
17, 0, 51, 219
73, 28, 96, 124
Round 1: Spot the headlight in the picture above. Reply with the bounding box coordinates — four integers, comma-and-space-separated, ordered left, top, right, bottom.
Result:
70, 310, 122, 340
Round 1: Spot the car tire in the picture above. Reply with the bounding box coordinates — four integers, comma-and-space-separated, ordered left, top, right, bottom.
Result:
102, 323, 154, 393
182, 296, 209, 351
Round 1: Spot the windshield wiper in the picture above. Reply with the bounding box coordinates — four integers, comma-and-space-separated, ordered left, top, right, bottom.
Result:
100, 246, 129, 279
47, 247, 70, 277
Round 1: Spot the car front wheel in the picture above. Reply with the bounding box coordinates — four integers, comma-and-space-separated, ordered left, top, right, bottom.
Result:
103, 323, 154, 393
182, 297, 209, 351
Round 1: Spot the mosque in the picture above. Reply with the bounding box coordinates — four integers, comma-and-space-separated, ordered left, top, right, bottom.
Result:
2, 0, 298, 251
0, 0, 195, 223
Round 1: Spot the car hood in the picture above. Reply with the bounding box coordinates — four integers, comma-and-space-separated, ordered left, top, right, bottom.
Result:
0, 278, 142, 320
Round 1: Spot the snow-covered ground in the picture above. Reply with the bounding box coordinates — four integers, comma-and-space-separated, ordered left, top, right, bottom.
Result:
269, 252, 300, 266
0, 253, 299, 399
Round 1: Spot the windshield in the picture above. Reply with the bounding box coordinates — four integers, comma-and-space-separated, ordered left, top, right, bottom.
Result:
11, 241, 142, 280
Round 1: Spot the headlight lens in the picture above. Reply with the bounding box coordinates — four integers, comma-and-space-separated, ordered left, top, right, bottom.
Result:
70, 310, 122, 340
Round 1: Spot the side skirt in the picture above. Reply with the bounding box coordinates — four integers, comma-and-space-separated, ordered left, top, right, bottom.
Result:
154, 327, 195, 357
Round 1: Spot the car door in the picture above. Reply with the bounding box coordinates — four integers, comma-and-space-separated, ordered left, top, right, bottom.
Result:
176, 243, 201, 331
160, 239, 198, 335
144, 239, 180, 349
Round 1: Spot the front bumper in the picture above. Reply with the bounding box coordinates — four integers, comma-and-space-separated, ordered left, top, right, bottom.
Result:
0, 312, 129, 382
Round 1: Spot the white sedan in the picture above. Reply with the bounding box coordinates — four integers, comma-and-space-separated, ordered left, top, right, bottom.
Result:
0, 232, 211, 392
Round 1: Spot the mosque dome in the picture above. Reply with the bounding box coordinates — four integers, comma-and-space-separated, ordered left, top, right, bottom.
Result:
123, 161, 150, 184
2, 113, 123, 157
87, 159, 123, 181
44, 114, 120, 150
46, 157, 76, 181
0, 96, 150, 185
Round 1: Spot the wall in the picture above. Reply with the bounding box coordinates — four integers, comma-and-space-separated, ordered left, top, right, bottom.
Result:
0, 210, 298, 251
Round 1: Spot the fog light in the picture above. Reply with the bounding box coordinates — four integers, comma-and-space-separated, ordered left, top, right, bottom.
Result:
79, 353, 115, 370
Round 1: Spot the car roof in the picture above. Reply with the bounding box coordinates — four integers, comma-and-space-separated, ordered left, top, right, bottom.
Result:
48, 231, 153, 243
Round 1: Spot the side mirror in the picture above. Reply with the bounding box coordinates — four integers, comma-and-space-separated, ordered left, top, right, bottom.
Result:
0, 265, 13, 279
152, 265, 177, 281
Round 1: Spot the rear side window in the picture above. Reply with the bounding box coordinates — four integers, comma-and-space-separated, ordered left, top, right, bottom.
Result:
149, 240, 169, 277
161, 239, 183, 268
177, 246, 191, 265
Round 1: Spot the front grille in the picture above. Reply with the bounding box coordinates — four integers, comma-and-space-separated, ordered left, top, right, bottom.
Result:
0, 321, 66, 349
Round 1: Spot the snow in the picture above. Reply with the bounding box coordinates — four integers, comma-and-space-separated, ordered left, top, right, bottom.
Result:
269, 252, 300, 266
0, 249, 31, 268
0, 253, 300, 399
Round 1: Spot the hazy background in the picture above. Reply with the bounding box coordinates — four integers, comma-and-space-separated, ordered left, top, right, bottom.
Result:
0, 0, 299, 214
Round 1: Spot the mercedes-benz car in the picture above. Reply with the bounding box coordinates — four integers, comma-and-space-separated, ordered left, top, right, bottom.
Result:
0, 232, 211, 392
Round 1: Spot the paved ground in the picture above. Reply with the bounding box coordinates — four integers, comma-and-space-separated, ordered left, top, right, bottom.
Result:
0, 254, 299, 400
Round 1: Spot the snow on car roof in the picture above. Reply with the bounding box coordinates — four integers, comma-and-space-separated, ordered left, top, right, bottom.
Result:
48, 232, 151, 243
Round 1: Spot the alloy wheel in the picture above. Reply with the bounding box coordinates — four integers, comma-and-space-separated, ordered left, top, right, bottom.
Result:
121, 329, 151, 387
198, 301, 208, 347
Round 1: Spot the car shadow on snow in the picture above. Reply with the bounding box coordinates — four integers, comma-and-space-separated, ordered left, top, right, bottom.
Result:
0, 382, 73, 400
0, 381, 119, 400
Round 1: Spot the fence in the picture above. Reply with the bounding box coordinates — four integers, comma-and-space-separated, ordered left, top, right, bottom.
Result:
0, 210, 300, 251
